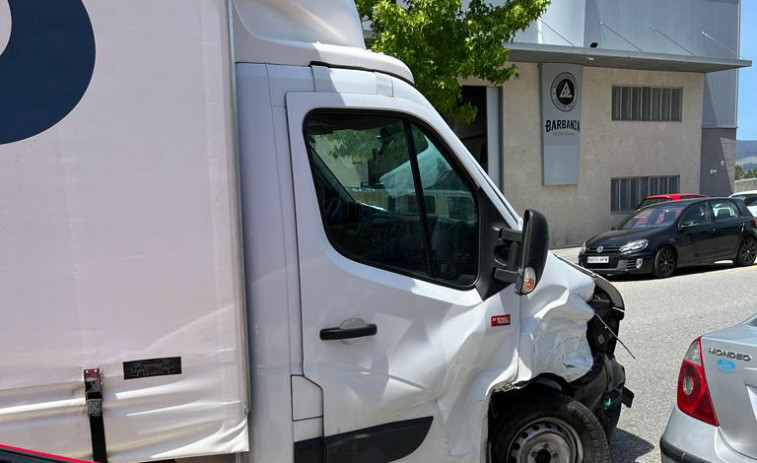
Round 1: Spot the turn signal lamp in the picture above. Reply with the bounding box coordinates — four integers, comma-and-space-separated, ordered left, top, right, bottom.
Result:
521, 267, 537, 294
677, 337, 719, 426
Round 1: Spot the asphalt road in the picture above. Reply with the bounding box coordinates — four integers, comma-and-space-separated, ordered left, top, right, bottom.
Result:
555, 251, 757, 462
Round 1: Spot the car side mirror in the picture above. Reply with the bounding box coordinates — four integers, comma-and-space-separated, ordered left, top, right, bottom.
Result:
679, 220, 696, 231
476, 202, 549, 299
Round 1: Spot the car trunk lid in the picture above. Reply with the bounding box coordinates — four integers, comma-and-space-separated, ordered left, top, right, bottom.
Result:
701, 320, 757, 458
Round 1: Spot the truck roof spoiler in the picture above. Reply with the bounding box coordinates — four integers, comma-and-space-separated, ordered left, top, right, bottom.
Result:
232, 0, 414, 83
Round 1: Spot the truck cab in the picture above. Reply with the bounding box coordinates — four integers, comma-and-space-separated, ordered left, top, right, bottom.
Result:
237, 2, 630, 462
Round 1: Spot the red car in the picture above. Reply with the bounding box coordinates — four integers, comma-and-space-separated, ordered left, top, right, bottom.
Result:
636, 193, 707, 210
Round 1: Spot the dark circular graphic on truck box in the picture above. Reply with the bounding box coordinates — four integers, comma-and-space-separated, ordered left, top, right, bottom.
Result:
0, 0, 96, 145
550, 72, 577, 112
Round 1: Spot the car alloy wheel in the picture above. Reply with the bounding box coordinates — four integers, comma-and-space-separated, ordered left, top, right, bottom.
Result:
735, 236, 757, 267
653, 246, 676, 278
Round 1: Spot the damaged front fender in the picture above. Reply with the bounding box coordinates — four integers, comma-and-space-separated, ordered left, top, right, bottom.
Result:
489, 253, 632, 437
515, 253, 598, 384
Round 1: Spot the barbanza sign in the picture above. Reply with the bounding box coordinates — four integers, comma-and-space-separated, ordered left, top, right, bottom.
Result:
541, 63, 583, 185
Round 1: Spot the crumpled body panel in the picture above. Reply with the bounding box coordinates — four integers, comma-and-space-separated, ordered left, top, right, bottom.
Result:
518, 253, 597, 383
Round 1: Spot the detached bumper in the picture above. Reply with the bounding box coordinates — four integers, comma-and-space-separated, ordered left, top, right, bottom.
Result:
661, 407, 757, 463
578, 251, 654, 275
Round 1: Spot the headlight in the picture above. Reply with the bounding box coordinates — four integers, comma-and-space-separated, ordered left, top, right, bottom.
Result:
580, 242, 587, 253
620, 239, 648, 253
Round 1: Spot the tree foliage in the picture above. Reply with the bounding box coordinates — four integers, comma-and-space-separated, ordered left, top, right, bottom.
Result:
736, 164, 757, 180
357, 0, 550, 123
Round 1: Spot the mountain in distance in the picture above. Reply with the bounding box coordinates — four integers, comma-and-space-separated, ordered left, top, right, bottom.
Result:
737, 140, 757, 172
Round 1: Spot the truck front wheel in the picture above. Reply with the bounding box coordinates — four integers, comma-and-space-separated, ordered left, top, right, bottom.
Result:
490, 393, 610, 463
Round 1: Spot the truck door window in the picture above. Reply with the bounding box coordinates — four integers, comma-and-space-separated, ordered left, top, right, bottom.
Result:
305, 113, 429, 279
305, 112, 479, 288
409, 124, 478, 286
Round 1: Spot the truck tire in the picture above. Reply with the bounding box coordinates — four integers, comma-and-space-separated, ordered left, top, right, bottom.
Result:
490, 393, 610, 463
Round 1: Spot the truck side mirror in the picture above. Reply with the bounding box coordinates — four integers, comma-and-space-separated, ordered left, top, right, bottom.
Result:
518, 209, 549, 294
476, 202, 550, 299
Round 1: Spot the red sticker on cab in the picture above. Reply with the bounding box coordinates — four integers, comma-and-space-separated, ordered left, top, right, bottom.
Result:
491, 315, 511, 327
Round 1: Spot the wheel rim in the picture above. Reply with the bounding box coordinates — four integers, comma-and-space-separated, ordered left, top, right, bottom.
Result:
657, 248, 675, 275
507, 417, 584, 463
740, 238, 757, 263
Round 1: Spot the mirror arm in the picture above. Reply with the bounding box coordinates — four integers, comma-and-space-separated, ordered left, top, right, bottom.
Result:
492, 228, 522, 285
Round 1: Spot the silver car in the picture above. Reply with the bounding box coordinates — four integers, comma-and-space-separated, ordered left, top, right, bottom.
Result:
661, 316, 757, 462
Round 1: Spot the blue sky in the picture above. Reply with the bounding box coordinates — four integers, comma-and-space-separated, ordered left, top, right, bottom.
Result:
739, 2, 757, 140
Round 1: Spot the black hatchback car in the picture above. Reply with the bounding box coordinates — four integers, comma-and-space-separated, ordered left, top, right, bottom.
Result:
578, 198, 757, 278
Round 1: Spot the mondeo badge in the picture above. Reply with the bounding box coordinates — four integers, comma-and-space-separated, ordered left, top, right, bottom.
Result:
708, 347, 752, 362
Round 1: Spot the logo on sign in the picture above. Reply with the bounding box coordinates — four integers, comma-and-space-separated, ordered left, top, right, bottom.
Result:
551, 72, 577, 112
491, 315, 511, 328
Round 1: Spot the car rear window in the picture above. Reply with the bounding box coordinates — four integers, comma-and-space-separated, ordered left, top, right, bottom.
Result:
732, 195, 757, 207
710, 199, 741, 221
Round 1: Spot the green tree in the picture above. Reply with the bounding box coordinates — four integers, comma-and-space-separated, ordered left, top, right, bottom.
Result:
357, 0, 550, 123
736, 164, 744, 180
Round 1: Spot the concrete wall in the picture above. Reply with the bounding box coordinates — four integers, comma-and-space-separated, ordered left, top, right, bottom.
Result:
501, 63, 704, 246
735, 178, 757, 193
700, 128, 737, 196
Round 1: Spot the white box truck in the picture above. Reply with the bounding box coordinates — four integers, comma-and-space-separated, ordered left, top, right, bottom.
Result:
0, 1, 632, 462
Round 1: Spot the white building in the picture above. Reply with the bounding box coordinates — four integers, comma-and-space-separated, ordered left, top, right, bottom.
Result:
454, 0, 750, 246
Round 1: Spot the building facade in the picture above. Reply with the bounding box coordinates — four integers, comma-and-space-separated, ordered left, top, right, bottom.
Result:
456, 0, 750, 246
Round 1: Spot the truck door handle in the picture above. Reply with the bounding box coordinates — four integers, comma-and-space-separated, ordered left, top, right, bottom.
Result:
320, 324, 377, 340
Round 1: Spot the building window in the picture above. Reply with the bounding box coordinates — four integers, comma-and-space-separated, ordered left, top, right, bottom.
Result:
611, 175, 680, 213
612, 86, 682, 121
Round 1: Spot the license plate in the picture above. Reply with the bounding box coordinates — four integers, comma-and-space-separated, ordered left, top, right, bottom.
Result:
587, 256, 610, 264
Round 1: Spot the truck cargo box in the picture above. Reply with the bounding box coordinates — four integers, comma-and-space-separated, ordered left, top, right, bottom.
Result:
0, 1, 248, 461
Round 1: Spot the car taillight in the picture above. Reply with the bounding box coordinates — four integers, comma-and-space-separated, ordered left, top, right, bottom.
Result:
677, 337, 719, 426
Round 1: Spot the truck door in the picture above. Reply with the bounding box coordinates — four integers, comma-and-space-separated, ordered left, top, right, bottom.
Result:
286, 87, 518, 462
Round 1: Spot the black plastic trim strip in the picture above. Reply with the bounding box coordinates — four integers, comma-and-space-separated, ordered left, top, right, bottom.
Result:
659, 437, 710, 463
294, 416, 433, 463
0, 447, 87, 463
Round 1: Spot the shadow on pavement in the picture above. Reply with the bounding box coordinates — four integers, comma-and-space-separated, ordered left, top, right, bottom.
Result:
611, 428, 656, 462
